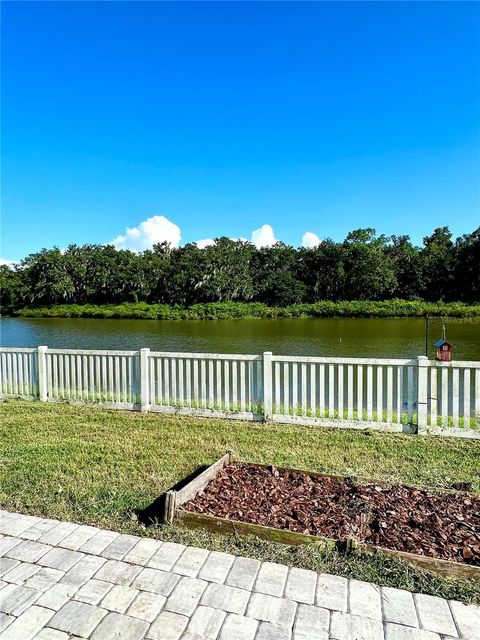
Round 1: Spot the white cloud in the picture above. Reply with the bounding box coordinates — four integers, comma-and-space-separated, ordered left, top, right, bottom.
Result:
195, 238, 215, 249
302, 231, 321, 248
251, 224, 277, 248
0, 258, 17, 268
111, 215, 181, 251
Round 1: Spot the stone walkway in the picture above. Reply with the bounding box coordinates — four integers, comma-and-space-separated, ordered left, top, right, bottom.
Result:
0, 511, 478, 640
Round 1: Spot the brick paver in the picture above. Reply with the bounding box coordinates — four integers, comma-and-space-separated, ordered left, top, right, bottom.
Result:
166, 576, 207, 616
225, 556, 260, 591
284, 567, 317, 604
414, 594, 458, 637
0, 510, 477, 639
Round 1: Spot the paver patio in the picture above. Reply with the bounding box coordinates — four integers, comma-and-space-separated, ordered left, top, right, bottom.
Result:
0, 510, 478, 640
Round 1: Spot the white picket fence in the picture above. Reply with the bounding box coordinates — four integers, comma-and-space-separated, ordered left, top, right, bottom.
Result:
1, 346, 479, 438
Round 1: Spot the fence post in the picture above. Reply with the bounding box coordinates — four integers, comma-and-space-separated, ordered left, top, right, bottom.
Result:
139, 348, 150, 412
263, 351, 273, 421
417, 355, 428, 434
37, 346, 48, 401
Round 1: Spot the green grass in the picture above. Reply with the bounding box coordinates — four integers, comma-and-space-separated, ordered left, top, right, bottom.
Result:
11, 299, 480, 320
1, 400, 479, 604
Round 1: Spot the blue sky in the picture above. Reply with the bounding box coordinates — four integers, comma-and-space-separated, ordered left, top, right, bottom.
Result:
2, 1, 479, 261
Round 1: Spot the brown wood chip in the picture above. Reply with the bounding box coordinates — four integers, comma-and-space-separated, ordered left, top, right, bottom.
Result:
185, 463, 480, 565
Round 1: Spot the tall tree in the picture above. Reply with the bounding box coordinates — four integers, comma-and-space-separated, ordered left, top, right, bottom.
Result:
454, 228, 480, 302
21, 248, 75, 305
420, 227, 455, 301
342, 229, 397, 300
387, 236, 422, 299
251, 243, 306, 306
197, 238, 255, 302
298, 240, 346, 301
0, 265, 24, 311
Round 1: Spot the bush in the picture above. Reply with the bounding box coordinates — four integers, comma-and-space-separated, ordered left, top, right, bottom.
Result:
12, 300, 480, 320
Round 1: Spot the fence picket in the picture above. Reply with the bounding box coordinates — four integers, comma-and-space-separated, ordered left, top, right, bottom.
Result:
386, 366, 393, 423
475, 369, 480, 424
376, 366, 383, 423
396, 366, 402, 424
70, 354, 76, 400
94, 356, 100, 401
292, 362, 298, 415
1, 353, 6, 394
328, 364, 335, 418
319, 364, 325, 417
65, 354, 72, 399
366, 365, 373, 421
283, 362, 290, 414
347, 365, 353, 420
53, 354, 60, 398
274, 361, 281, 413
16, 354, 23, 396
101, 356, 106, 401
311, 364, 317, 416
441, 368, 448, 427
150, 358, 159, 407
179, 359, 185, 407
337, 364, 343, 420
240, 361, 246, 412
463, 369, 470, 427
452, 368, 459, 428
301, 363, 307, 416
164, 358, 170, 405
224, 361, 230, 411
357, 364, 363, 420
430, 368, 437, 427
9, 353, 15, 396
172, 358, 178, 406
193, 359, 199, 408
208, 360, 213, 408
232, 361, 238, 410
186, 359, 192, 408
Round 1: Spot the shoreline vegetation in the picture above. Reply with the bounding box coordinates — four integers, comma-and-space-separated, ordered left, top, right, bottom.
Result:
9, 300, 480, 320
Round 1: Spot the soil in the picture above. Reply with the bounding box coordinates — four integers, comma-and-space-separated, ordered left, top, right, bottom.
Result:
185, 463, 480, 565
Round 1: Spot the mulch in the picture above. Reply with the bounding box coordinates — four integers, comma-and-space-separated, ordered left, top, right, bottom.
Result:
184, 463, 480, 565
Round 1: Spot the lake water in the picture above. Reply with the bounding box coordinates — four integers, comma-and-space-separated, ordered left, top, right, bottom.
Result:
1, 317, 479, 360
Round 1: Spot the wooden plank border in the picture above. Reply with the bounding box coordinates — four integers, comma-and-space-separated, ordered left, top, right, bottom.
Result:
170, 453, 480, 581
176, 510, 480, 582
163, 452, 233, 523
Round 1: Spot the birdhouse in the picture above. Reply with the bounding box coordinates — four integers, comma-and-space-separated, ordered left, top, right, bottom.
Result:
434, 339, 452, 362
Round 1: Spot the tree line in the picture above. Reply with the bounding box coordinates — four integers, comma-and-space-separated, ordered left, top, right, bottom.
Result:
1, 226, 479, 312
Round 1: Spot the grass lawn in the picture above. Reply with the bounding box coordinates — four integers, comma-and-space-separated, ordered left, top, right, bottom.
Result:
1, 399, 479, 604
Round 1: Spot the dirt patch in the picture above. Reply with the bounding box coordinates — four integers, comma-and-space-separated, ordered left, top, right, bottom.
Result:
185, 463, 480, 565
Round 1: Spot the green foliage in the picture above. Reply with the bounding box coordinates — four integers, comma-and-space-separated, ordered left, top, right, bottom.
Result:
420, 227, 456, 301
14, 300, 480, 319
2, 226, 479, 313
0, 265, 24, 313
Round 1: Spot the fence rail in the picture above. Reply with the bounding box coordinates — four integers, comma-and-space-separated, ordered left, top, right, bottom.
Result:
1, 346, 479, 438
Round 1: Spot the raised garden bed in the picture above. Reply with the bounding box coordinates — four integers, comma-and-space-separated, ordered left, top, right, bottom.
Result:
164, 454, 480, 581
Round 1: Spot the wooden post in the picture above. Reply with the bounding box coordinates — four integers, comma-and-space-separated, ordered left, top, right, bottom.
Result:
263, 352, 273, 421
139, 348, 150, 412
164, 490, 177, 523
37, 346, 48, 401
417, 355, 428, 434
